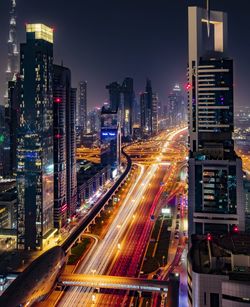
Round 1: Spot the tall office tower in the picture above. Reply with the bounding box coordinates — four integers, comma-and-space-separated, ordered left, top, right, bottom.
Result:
53, 65, 68, 229
4, 0, 19, 105
67, 87, 77, 218
106, 82, 121, 112
89, 107, 101, 134
100, 107, 121, 174
17, 24, 54, 250
121, 77, 134, 137
140, 79, 158, 137
152, 93, 158, 135
78, 81, 87, 133
188, 6, 245, 237
5, 76, 21, 176
167, 84, 186, 126
0, 107, 5, 176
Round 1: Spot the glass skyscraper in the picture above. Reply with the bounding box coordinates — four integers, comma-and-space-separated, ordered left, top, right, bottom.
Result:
17, 24, 54, 250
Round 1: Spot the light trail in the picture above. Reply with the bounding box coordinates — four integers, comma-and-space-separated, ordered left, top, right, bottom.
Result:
58, 127, 188, 306
58, 163, 158, 306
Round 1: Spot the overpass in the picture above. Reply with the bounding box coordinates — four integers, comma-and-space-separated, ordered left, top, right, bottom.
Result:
61, 147, 132, 252
59, 274, 168, 293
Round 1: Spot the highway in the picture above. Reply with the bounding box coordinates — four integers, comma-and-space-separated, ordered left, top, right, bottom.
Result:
58, 163, 158, 306
61, 147, 132, 252
56, 127, 188, 306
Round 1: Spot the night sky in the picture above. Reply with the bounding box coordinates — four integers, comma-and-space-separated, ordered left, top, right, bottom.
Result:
0, 0, 249, 109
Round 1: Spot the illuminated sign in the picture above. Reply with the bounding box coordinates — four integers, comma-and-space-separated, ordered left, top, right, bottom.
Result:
162, 208, 171, 215
102, 132, 116, 137
101, 129, 117, 140
26, 23, 54, 43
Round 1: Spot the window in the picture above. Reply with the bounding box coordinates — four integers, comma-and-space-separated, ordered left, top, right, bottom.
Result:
210, 293, 219, 307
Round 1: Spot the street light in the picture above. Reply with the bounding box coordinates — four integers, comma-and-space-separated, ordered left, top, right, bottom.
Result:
162, 255, 166, 266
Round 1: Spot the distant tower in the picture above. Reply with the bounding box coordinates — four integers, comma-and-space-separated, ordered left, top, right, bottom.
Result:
5, 0, 19, 104
78, 81, 87, 133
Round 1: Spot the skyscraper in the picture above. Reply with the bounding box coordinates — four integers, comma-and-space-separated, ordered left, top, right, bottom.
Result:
5, 75, 21, 176
140, 79, 158, 137
78, 81, 87, 133
106, 82, 121, 112
167, 84, 186, 126
121, 77, 134, 138
53, 65, 68, 229
100, 107, 121, 174
187, 6, 245, 236
17, 24, 54, 250
66, 87, 77, 219
4, 0, 19, 105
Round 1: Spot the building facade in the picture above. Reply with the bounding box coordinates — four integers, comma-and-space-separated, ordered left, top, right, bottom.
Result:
17, 24, 55, 250
140, 79, 158, 137
100, 107, 121, 174
78, 81, 87, 133
188, 234, 250, 307
4, 0, 19, 105
167, 84, 186, 127
187, 7, 245, 237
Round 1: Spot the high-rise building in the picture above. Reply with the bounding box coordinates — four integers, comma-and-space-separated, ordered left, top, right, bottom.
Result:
5, 76, 21, 176
89, 107, 101, 134
0, 106, 5, 176
53, 65, 67, 229
140, 79, 158, 137
66, 87, 77, 219
17, 24, 54, 250
167, 84, 186, 126
187, 6, 245, 237
78, 81, 87, 133
100, 107, 121, 175
152, 93, 159, 135
106, 82, 121, 112
4, 0, 19, 105
121, 77, 134, 138
106, 78, 135, 138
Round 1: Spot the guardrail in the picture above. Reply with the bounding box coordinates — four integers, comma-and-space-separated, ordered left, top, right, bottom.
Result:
61, 148, 132, 252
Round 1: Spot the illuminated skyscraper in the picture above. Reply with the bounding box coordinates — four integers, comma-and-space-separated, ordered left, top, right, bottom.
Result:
100, 108, 121, 174
53, 65, 77, 229
17, 24, 54, 250
78, 81, 87, 133
187, 6, 245, 237
4, 0, 19, 105
67, 87, 77, 219
121, 77, 134, 138
167, 84, 186, 126
140, 79, 158, 137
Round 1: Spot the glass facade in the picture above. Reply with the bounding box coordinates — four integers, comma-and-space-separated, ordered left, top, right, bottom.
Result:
17, 24, 54, 250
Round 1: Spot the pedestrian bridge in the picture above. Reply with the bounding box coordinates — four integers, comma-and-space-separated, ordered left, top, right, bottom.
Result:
59, 274, 168, 293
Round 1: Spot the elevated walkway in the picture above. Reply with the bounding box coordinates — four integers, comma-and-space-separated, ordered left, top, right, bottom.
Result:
59, 274, 168, 293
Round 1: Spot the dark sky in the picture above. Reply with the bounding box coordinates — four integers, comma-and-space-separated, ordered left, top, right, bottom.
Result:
0, 0, 250, 109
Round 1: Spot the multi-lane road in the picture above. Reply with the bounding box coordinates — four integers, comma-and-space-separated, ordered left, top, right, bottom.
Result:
55, 127, 188, 307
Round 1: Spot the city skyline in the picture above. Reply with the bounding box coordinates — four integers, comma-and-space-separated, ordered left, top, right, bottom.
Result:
0, 0, 250, 108
0, 1, 249, 306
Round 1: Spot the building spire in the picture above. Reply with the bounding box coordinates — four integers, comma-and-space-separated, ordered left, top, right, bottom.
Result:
206, 0, 211, 37
4, 0, 19, 104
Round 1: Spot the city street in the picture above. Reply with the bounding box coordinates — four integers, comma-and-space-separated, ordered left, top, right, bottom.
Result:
57, 127, 188, 306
